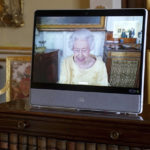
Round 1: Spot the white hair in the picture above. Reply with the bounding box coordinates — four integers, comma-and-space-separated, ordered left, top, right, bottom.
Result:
69, 29, 94, 50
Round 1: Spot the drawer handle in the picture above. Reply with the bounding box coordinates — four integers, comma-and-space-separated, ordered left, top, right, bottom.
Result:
17, 121, 28, 129
110, 130, 120, 140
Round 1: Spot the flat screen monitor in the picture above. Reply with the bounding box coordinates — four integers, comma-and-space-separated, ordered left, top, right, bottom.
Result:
30, 9, 148, 114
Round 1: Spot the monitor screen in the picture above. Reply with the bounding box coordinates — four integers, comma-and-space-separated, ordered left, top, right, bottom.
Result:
30, 9, 148, 114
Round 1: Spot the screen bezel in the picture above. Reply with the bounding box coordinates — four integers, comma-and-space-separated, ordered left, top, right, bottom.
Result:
31, 9, 147, 96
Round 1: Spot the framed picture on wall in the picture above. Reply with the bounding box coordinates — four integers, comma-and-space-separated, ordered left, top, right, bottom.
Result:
36, 16, 105, 30
0, 0, 24, 27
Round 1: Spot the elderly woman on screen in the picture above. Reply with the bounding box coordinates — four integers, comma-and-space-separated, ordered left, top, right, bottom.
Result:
59, 28, 109, 86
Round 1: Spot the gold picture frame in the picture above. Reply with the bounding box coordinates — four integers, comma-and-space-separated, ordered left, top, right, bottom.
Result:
0, 0, 24, 27
0, 58, 6, 96
37, 16, 105, 31
3, 56, 31, 102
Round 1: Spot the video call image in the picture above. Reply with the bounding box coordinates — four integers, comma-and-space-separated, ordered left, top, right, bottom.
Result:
33, 16, 143, 88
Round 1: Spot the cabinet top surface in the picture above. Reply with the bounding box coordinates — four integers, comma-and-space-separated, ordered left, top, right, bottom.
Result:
0, 100, 150, 125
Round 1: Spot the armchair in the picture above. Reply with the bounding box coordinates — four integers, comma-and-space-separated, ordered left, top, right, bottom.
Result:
0, 56, 31, 102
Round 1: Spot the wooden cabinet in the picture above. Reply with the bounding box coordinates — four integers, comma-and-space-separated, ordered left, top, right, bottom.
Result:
104, 31, 141, 88
0, 100, 150, 149
33, 50, 59, 83
104, 49, 141, 88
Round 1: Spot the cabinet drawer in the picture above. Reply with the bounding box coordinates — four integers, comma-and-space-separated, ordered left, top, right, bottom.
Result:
0, 115, 150, 147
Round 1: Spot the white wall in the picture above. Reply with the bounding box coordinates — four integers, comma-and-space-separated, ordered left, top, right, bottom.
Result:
0, 0, 89, 47
90, 0, 121, 8
36, 30, 106, 58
